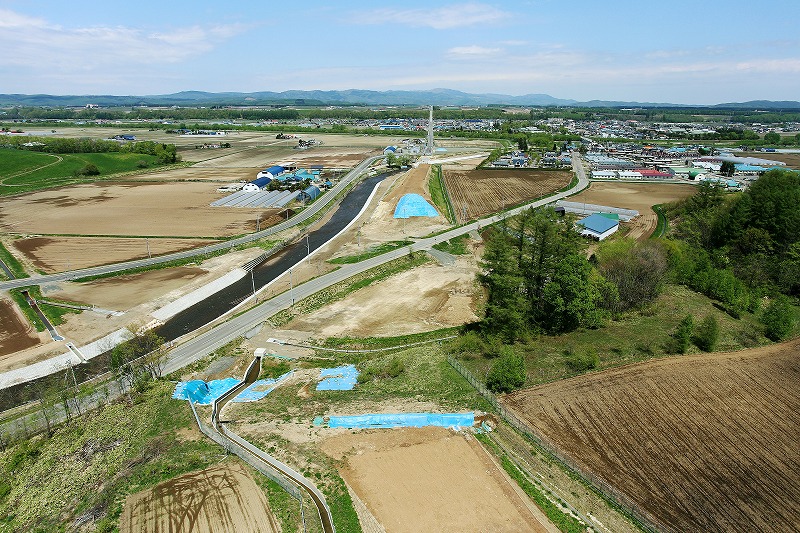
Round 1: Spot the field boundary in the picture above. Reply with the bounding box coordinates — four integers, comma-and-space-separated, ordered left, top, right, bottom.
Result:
446, 355, 665, 533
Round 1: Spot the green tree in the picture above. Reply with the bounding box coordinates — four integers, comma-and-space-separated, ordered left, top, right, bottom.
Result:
763, 132, 781, 145
720, 160, 735, 177
670, 314, 694, 354
761, 296, 795, 341
693, 315, 719, 351
486, 352, 526, 393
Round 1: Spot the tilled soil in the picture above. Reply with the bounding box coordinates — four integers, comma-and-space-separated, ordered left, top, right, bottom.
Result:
503, 340, 800, 533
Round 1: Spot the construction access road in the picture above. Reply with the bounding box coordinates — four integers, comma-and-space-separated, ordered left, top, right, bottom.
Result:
0, 155, 384, 291
161, 154, 589, 375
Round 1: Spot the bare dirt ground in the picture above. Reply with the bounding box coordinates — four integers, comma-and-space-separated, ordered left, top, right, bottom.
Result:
13, 236, 215, 273
443, 169, 571, 223
320, 427, 554, 533
119, 461, 278, 533
503, 339, 800, 533
287, 256, 479, 338
0, 182, 280, 237
568, 182, 697, 240
0, 297, 39, 356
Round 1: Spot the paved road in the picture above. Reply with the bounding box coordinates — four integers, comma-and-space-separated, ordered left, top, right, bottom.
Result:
162, 153, 590, 374
0, 155, 384, 291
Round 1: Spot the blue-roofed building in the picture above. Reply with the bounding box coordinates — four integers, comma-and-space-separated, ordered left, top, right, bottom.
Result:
577, 213, 619, 240
384, 145, 398, 154
257, 165, 285, 180
300, 185, 322, 202
734, 164, 767, 176
394, 194, 439, 218
242, 176, 271, 192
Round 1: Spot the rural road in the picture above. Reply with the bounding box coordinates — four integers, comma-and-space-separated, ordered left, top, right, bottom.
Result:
161, 153, 590, 374
0, 154, 384, 291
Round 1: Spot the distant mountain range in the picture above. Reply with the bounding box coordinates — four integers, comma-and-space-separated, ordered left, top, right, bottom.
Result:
1, 89, 799, 109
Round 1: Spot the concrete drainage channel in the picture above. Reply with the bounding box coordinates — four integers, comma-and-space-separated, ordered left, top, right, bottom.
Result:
21, 290, 64, 341
188, 355, 336, 533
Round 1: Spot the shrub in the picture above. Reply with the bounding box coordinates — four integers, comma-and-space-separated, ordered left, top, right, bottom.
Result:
761, 296, 795, 341
136, 159, 149, 168
669, 314, 694, 354
693, 315, 719, 352
486, 352, 526, 393
357, 357, 405, 384
445, 331, 485, 355
74, 163, 100, 176
565, 349, 599, 372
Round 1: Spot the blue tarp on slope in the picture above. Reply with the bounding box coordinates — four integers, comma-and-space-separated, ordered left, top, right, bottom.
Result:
172, 371, 293, 404
394, 193, 438, 219
327, 412, 475, 429
317, 365, 359, 391
172, 378, 239, 405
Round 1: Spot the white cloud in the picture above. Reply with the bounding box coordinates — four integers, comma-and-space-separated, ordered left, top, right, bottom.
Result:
352, 2, 510, 29
0, 9, 246, 70
446, 45, 502, 58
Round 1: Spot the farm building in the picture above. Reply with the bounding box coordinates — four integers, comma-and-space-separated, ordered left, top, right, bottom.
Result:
384, 146, 398, 154
299, 185, 322, 202
256, 165, 285, 180
576, 213, 619, 240
242, 176, 271, 192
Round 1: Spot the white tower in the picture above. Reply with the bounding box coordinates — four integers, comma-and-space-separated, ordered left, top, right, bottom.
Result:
426, 105, 434, 155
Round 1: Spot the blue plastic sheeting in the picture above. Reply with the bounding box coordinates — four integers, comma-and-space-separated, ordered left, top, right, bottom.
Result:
317, 365, 359, 391
233, 371, 293, 402
172, 377, 239, 405
327, 412, 475, 429
394, 194, 438, 219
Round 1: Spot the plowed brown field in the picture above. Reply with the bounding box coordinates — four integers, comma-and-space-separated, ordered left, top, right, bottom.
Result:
503, 340, 800, 533
119, 461, 278, 533
443, 169, 571, 223
0, 298, 39, 356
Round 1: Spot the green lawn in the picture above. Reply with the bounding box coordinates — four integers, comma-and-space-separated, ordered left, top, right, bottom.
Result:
0, 148, 166, 195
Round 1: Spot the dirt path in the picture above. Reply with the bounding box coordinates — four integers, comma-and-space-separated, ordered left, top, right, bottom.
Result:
119, 461, 278, 533
0, 154, 63, 185
321, 427, 553, 533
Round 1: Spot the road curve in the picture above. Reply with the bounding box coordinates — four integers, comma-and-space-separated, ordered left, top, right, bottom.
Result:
162, 154, 590, 375
0, 155, 384, 291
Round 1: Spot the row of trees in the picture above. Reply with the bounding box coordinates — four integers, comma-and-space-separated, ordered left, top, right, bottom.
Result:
0, 136, 180, 164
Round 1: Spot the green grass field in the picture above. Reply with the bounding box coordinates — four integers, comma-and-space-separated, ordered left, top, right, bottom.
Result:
0, 148, 165, 195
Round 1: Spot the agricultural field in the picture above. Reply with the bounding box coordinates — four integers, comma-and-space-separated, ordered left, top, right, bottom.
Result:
0, 181, 279, 238
502, 339, 800, 533
0, 297, 40, 356
0, 148, 165, 196
13, 236, 216, 273
119, 461, 279, 533
321, 427, 552, 533
443, 169, 571, 223
567, 182, 697, 240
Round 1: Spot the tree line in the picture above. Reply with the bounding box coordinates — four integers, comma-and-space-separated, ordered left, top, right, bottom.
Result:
1, 136, 180, 163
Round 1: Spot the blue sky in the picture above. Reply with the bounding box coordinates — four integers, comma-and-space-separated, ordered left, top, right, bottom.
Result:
1, 0, 798, 104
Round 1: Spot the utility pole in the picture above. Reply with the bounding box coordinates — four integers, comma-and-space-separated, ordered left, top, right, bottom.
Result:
146, 237, 151, 259
289, 268, 294, 305
256, 213, 261, 232
305, 233, 310, 263
251, 269, 256, 303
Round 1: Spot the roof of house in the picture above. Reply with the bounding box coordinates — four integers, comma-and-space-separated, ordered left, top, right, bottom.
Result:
578, 213, 619, 234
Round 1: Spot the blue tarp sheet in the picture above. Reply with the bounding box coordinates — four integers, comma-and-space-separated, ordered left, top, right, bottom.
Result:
172, 378, 238, 405
317, 365, 359, 391
172, 371, 293, 404
234, 371, 294, 402
327, 412, 475, 429
394, 193, 438, 218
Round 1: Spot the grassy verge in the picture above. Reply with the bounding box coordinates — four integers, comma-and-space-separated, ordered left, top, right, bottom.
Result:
7, 288, 45, 332
0, 381, 222, 532
477, 433, 587, 533
320, 326, 461, 351
252, 475, 304, 533
651, 204, 667, 238
455, 284, 774, 387
0, 241, 28, 279
428, 164, 456, 224
269, 252, 430, 327
432, 234, 469, 255
328, 240, 412, 264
